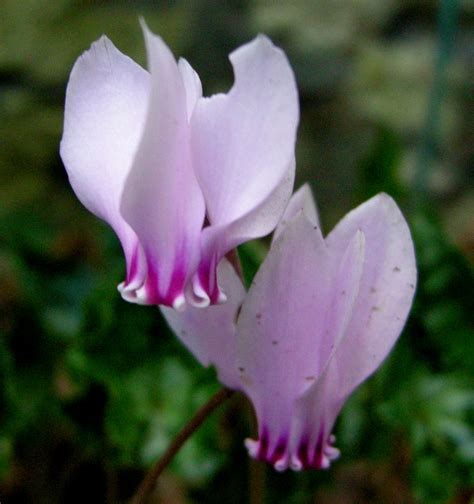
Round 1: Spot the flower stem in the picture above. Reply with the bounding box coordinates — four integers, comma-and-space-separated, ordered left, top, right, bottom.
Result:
130, 387, 234, 504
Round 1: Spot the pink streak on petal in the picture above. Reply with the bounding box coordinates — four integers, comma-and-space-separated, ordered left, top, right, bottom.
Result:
195, 254, 221, 305
165, 262, 187, 307
312, 431, 326, 469
290, 428, 339, 471
269, 436, 288, 467
296, 437, 310, 469
236, 217, 331, 427
245, 421, 340, 472
141, 251, 187, 307
120, 24, 204, 306
144, 254, 160, 304
256, 428, 269, 460
126, 244, 140, 285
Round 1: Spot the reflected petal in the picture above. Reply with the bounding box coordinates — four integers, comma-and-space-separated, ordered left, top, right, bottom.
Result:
120, 24, 205, 307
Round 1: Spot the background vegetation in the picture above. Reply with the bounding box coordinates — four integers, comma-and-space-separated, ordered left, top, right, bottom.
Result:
0, 1, 473, 502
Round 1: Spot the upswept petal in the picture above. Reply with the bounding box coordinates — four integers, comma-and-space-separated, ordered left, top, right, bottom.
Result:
273, 183, 320, 241
239, 213, 366, 470
288, 230, 365, 470
160, 259, 245, 389
178, 58, 202, 120
289, 194, 416, 471
120, 25, 205, 308
190, 35, 298, 303
325, 193, 417, 397
60, 35, 149, 281
192, 34, 299, 225
236, 214, 332, 468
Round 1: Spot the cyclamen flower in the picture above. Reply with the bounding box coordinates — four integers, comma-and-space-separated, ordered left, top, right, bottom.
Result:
60, 24, 298, 309
162, 185, 417, 471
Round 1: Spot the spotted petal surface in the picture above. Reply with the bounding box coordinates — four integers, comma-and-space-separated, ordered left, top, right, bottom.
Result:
237, 191, 416, 471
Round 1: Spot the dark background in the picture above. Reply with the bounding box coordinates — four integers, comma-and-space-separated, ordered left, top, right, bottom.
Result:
0, 1, 473, 503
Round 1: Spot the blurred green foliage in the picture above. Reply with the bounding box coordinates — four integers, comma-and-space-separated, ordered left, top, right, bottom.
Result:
1, 1, 473, 503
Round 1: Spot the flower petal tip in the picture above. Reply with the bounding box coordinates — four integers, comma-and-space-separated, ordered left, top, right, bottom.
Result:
289, 455, 303, 471
190, 277, 211, 308
244, 438, 260, 458
274, 458, 289, 472
217, 290, 228, 304
172, 294, 186, 311
134, 285, 150, 305
138, 16, 149, 34
243, 427, 341, 471
118, 281, 142, 304
189, 296, 210, 309
325, 445, 341, 461
320, 456, 331, 470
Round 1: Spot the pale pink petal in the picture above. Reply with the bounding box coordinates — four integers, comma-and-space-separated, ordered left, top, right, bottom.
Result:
273, 183, 320, 242
289, 194, 416, 470
60, 35, 149, 282
191, 35, 298, 302
178, 58, 202, 120
236, 214, 331, 468
192, 35, 298, 224
160, 259, 245, 389
325, 193, 417, 397
287, 230, 365, 470
240, 221, 365, 470
289, 376, 342, 471
120, 24, 205, 308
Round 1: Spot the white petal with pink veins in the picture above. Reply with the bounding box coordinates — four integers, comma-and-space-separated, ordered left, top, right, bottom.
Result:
60, 35, 149, 283
120, 24, 205, 307
191, 35, 299, 303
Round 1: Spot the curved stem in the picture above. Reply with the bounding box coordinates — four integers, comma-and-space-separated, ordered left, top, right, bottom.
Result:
130, 387, 235, 504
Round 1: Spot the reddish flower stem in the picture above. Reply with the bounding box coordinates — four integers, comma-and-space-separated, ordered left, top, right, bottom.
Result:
130, 387, 234, 504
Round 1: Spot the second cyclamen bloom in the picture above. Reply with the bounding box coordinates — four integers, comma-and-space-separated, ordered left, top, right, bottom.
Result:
60, 24, 298, 309
163, 186, 417, 471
